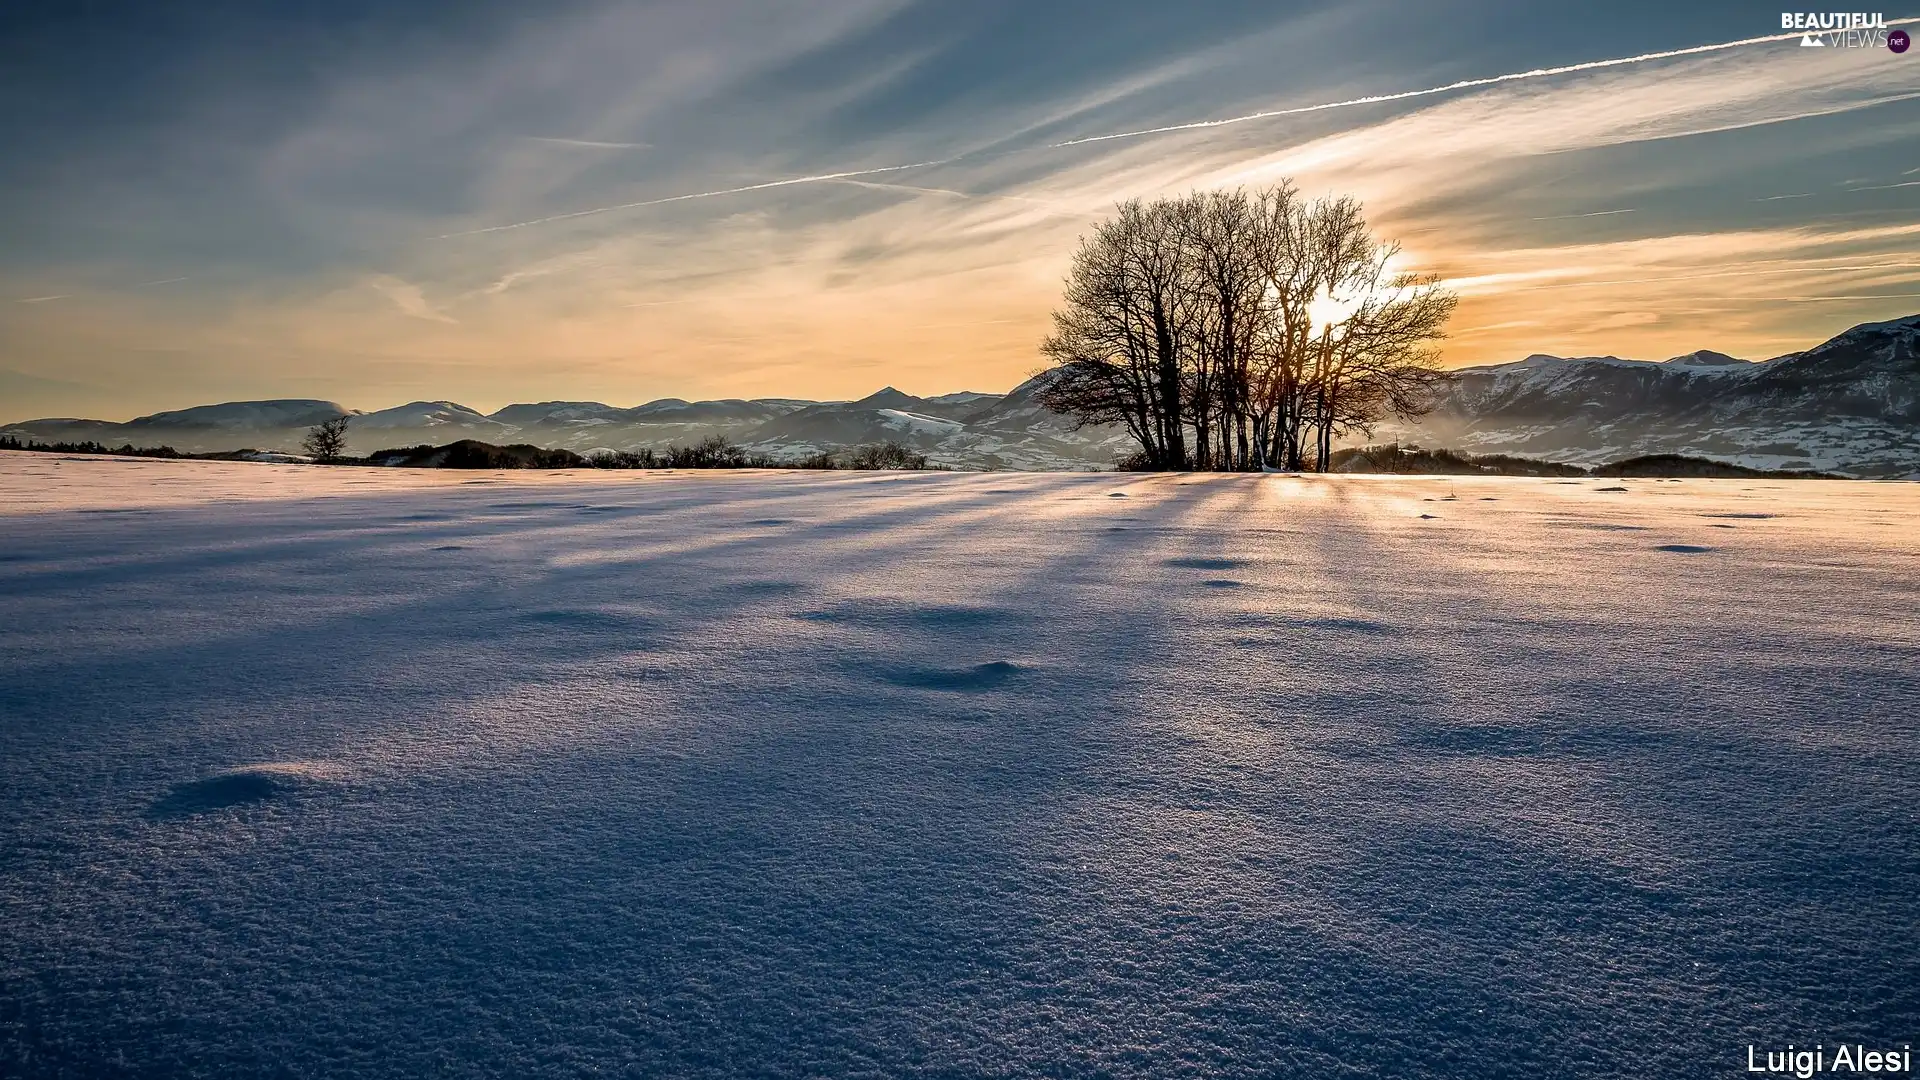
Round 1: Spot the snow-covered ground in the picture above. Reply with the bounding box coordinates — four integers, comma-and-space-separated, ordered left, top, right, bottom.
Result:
2, 454, 1916, 1077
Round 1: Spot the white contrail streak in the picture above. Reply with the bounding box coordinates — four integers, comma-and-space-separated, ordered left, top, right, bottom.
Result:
1043, 23, 1919, 148
437, 21, 1920, 240
1530, 208, 1637, 220
435, 159, 959, 238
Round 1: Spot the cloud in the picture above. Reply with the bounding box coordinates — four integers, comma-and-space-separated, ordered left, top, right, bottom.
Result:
1530, 209, 1636, 221
1586, 310, 1660, 331
255, 0, 913, 240
18, 295, 69, 303
369, 276, 457, 323
1042, 22, 1919, 148
432, 157, 962, 238
10, 0, 1920, 414
432, 20, 1920, 240
156, 38, 1920, 398
524, 137, 651, 150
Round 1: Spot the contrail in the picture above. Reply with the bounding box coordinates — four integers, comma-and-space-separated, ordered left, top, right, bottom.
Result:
1530, 208, 1637, 221
1044, 23, 1919, 148
438, 22, 1920, 240
435, 159, 960, 238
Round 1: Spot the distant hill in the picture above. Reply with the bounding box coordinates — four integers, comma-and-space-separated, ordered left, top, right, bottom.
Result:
0, 379, 1133, 471
1382, 314, 1920, 477
6, 315, 1917, 475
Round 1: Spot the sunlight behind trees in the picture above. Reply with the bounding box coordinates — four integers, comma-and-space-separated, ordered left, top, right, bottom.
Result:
1039, 184, 1457, 471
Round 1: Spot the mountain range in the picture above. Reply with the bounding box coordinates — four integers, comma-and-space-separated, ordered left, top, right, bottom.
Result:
1383, 313, 1920, 478
2, 374, 1135, 472
5, 314, 1917, 475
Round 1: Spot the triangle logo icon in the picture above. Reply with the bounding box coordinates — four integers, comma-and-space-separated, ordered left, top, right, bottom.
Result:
1799, 32, 1825, 45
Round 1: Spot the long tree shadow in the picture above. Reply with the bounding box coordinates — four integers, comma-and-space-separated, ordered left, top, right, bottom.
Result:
5, 472, 1916, 1078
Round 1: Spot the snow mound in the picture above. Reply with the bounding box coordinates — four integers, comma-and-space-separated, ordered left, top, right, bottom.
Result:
146, 761, 345, 818
885, 659, 1027, 692
1165, 556, 1245, 570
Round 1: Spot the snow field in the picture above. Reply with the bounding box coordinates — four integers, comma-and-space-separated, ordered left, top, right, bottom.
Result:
1, 455, 1916, 1077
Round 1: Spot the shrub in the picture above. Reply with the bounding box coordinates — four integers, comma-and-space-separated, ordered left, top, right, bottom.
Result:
843, 441, 930, 470
791, 450, 840, 470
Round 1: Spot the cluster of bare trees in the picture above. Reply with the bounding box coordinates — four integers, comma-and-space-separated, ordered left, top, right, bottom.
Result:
1037, 183, 1457, 471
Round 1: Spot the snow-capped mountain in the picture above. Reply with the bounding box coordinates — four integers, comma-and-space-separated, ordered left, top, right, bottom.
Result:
485, 401, 635, 427
131, 399, 350, 430
0, 384, 1131, 470
7, 315, 1915, 473
0, 400, 356, 449
744, 380, 1135, 470
1385, 314, 1920, 477
353, 401, 511, 435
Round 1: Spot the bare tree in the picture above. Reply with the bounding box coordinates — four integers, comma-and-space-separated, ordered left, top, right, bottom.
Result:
1314, 261, 1456, 469
1039, 184, 1455, 471
1039, 207, 1177, 467
302, 416, 351, 463
1179, 188, 1272, 469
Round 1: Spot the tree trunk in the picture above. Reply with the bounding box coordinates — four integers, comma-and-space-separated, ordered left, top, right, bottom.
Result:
1153, 302, 1185, 468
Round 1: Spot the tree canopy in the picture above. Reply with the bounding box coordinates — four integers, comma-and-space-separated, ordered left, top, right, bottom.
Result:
1038, 184, 1457, 471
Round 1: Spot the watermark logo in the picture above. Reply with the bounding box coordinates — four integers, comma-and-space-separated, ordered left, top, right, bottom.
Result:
1782, 11, 1895, 47
1892, 28, 1911, 52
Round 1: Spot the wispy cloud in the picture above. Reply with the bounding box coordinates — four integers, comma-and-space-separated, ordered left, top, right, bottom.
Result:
369, 276, 457, 323
11, 0, 1920, 413
433, 20, 1920, 241
828, 178, 1071, 212
524, 136, 651, 150
18, 295, 69, 304
1044, 23, 1919, 149
168, 28, 1920, 396
433, 158, 962, 238
1530, 209, 1637, 221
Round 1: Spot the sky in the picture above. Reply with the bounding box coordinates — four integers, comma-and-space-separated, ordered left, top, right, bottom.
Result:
2, 0, 1917, 419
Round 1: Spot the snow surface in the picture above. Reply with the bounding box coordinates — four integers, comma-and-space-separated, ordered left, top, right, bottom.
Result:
2, 454, 1917, 1077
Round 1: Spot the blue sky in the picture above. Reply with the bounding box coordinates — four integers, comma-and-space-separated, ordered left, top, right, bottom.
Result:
3, 0, 1917, 416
